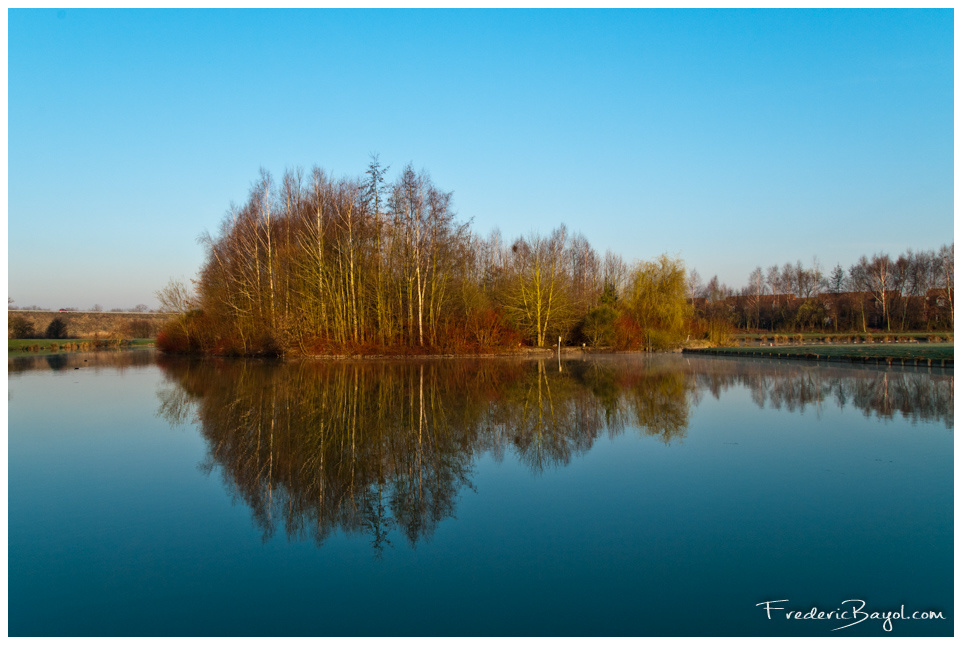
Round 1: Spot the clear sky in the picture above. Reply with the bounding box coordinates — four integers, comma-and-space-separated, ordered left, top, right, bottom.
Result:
7, 9, 954, 310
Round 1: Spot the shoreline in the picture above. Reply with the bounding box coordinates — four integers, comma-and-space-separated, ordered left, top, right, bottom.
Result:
290, 347, 673, 361
684, 344, 953, 368
63, 341, 952, 367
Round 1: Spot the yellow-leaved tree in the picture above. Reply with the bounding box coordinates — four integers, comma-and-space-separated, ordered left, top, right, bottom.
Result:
625, 255, 691, 349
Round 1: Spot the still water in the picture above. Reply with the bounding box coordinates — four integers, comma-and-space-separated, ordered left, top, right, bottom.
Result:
8, 351, 953, 636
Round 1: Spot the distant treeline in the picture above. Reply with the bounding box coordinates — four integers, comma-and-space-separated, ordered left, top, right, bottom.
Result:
691, 247, 954, 335
158, 159, 953, 356
8, 304, 154, 313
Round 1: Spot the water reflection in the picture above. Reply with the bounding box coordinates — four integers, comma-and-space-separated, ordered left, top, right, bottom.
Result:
684, 357, 954, 427
155, 358, 616, 551
153, 355, 951, 550
8, 349, 156, 374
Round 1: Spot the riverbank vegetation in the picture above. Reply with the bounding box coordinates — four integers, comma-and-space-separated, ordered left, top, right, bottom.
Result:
156, 159, 954, 357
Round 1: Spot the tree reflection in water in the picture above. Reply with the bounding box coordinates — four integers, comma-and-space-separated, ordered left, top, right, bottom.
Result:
8, 349, 156, 375
685, 358, 953, 428
154, 355, 952, 551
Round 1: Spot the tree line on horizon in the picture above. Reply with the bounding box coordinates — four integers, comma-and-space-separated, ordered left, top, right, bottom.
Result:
156, 159, 953, 356
689, 245, 954, 336
8, 302, 154, 313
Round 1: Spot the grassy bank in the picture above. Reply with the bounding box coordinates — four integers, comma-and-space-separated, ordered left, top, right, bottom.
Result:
8, 338, 154, 355
684, 342, 954, 366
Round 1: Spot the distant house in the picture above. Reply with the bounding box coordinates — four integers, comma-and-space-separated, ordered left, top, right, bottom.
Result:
925, 288, 954, 325
926, 288, 952, 309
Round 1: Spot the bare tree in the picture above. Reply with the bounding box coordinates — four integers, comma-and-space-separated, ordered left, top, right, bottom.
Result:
935, 243, 954, 327
746, 266, 764, 330
765, 265, 782, 329
810, 256, 825, 297
156, 278, 193, 314
604, 250, 629, 300
828, 264, 845, 331
704, 275, 733, 343
866, 254, 893, 331
687, 268, 704, 303
365, 154, 390, 343
892, 252, 912, 330
156, 277, 195, 347
506, 226, 573, 346
847, 259, 871, 332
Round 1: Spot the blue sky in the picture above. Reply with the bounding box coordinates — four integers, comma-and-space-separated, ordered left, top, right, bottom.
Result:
8, 9, 954, 309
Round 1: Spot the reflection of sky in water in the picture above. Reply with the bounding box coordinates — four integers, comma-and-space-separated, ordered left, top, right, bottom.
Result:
8, 353, 953, 636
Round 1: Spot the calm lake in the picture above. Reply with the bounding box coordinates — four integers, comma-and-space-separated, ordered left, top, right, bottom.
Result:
8, 350, 953, 636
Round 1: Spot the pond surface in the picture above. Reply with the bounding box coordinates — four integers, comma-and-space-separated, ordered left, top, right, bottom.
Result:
8, 351, 953, 636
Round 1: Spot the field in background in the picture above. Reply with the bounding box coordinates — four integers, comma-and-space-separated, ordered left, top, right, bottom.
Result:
8, 310, 172, 340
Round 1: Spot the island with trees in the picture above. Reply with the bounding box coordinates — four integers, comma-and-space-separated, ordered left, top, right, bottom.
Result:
155, 158, 954, 357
